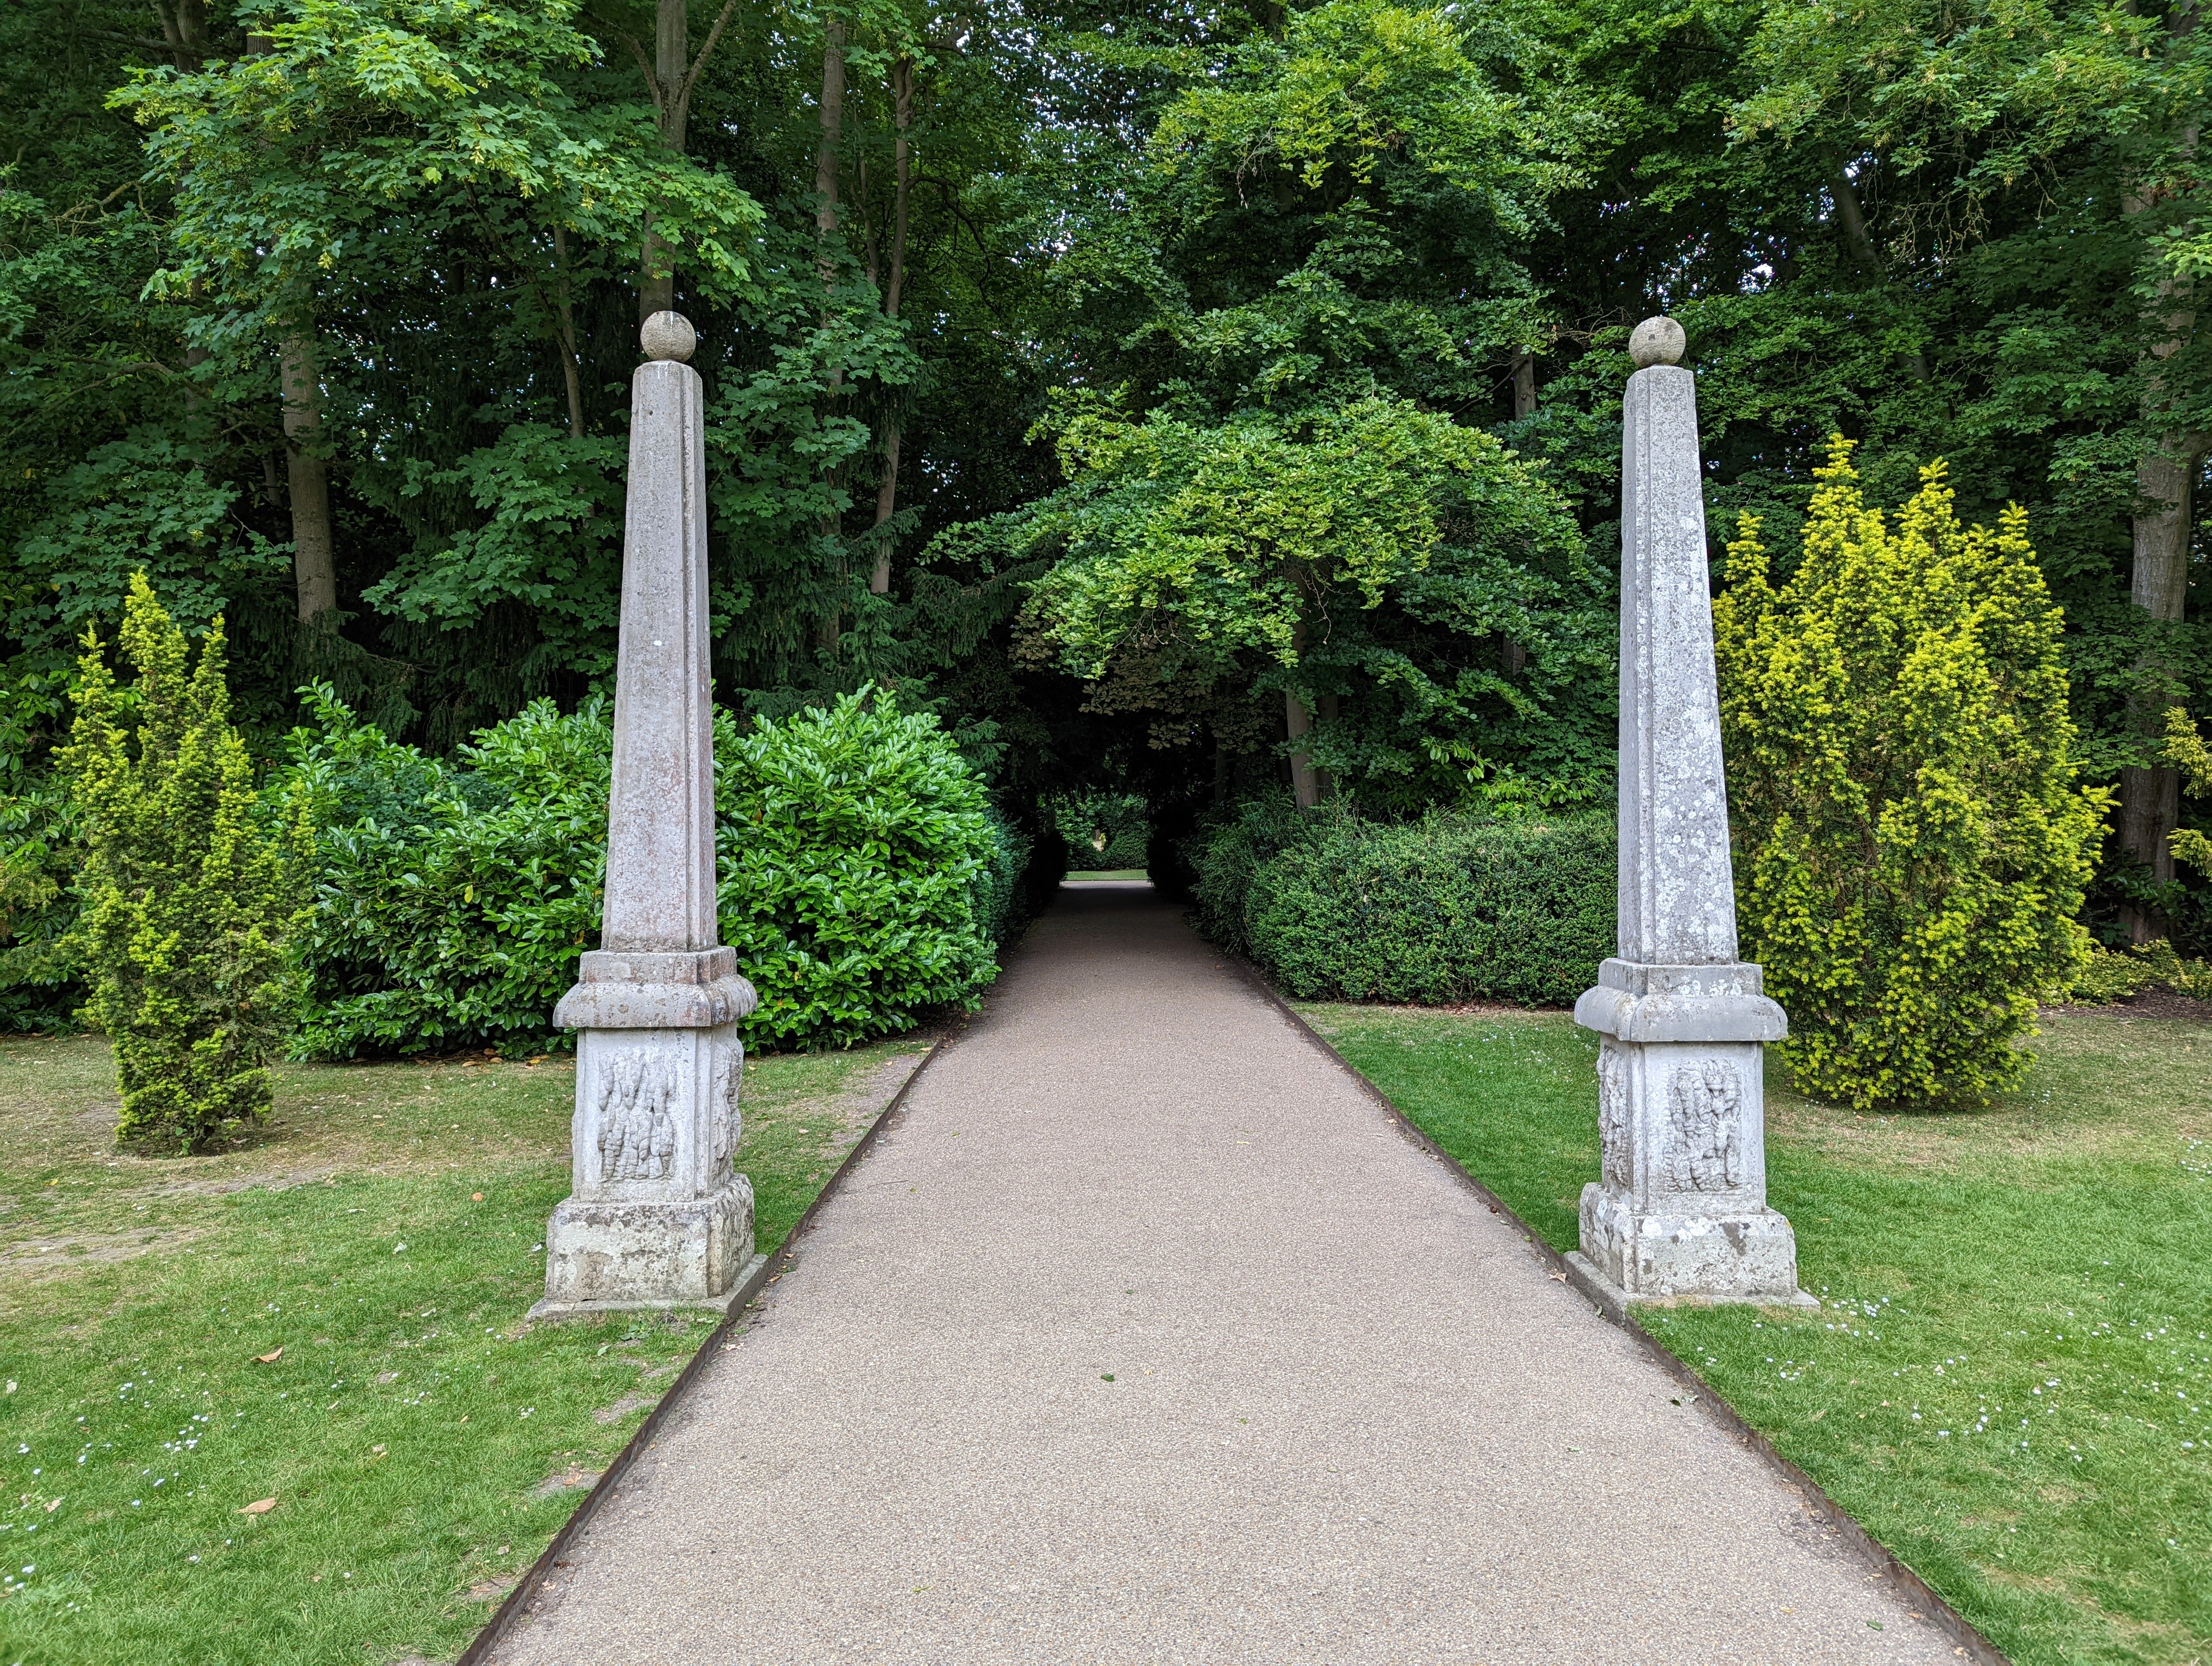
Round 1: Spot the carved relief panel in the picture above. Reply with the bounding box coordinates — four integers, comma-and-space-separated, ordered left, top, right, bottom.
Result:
1597, 1043, 1633, 1191
1664, 1056, 1744, 1193
573, 1024, 744, 1199
593, 1045, 679, 1184
710, 1039, 742, 1176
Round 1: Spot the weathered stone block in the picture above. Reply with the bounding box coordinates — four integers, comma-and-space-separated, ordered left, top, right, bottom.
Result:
542, 1185, 755, 1311
537, 1024, 756, 1316
1575, 1189, 1802, 1303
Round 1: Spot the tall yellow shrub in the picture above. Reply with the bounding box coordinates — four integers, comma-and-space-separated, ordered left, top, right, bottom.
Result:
2167, 707, 2211, 880
1713, 440, 2105, 1110
63, 575, 301, 1151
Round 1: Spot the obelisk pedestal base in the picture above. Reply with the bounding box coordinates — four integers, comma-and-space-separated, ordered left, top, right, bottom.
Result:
535, 951, 761, 1323
531, 1181, 758, 1323
1572, 959, 1810, 1308
1571, 1184, 1813, 1308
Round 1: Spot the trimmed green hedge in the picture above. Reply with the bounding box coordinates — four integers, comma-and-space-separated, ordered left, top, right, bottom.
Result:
1191, 797, 1614, 1005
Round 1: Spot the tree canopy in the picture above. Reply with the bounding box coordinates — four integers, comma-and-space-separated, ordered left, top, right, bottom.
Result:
4, 0, 2208, 945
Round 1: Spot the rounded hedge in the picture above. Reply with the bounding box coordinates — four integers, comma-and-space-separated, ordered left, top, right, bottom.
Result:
1193, 798, 1613, 1006
719, 691, 1001, 1048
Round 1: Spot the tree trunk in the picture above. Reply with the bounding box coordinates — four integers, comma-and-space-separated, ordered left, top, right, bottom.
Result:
1285, 687, 1320, 809
869, 428, 902, 596
1285, 608, 1321, 808
627, 0, 743, 319
1827, 158, 1929, 381
815, 17, 847, 249
2119, 4, 2205, 941
2120, 431, 2203, 937
279, 326, 338, 624
1827, 158, 1882, 277
554, 226, 586, 439
869, 58, 915, 598
636, 0, 689, 320
814, 14, 849, 650
1497, 354, 1535, 674
151, 0, 208, 67
1315, 691, 1339, 801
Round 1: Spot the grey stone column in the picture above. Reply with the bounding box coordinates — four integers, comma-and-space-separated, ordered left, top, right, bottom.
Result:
533, 312, 760, 1322
1567, 316, 1809, 1307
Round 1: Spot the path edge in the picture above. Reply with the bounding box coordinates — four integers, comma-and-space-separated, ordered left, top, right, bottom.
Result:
1225, 957, 2013, 1666
454, 1036, 945, 1666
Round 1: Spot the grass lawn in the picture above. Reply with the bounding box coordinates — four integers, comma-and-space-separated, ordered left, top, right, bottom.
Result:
1064, 870, 1150, 882
1301, 1001, 2212, 1666
0, 1031, 927, 1666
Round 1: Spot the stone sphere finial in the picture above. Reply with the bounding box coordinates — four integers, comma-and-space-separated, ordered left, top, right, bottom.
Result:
641, 311, 697, 363
1629, 315, 1686, 369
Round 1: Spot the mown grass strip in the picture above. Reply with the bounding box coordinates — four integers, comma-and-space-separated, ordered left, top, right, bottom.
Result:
1301, 1002, 2212, 1666
0, 1035, 924, 1665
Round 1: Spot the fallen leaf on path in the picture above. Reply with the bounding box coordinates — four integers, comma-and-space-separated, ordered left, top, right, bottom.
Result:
240, 1497, 277, 1515
255, 1348, 284, 1363
1548, 1272, 1567, 1283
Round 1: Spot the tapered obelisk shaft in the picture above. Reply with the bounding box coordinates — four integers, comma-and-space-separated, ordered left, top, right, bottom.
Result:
600, 338, 717, 953
533, 312, 760, 1321
1569, 315, 1807, 1306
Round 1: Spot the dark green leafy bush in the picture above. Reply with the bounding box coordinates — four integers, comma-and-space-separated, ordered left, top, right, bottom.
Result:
0, 783, 82, 1030
285, 687, 609, 1058
288, 685, 1018, 1056
1052, 792, 1149, 868
1022, 819, 1070, 920
1192, 797, 1615, 1005
718, 691, 1001, 1048
1187, 794, 1322, 958
969, 806, 1040, 950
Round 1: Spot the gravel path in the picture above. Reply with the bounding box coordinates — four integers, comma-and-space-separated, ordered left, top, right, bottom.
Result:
489, 883, 1962, 1665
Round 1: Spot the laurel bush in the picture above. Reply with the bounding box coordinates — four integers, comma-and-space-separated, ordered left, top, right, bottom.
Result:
718, 691, 1003, 1048
288, 686, 1025, 1056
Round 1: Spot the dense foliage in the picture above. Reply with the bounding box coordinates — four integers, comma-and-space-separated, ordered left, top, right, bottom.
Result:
288, 685, 1018, 1055
284, 687, 609, 1056
2, 0, 2209, 1040
2170, 706, 2212, 882
718, 689, 1008, 1047
1054, 792, 1149, 869
0, 784, 80, 1030
1188, 795, 1612, 1003
65, 576, 301, 1151
1714, 444, 2104, 1110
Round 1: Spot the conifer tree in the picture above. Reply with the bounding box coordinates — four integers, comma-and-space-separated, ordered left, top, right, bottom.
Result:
1714, 441, 2106, 1110
63, 574, 300, 1152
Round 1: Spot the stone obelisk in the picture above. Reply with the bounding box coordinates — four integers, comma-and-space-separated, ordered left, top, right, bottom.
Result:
1567, 315, 1809, 1307
533, 312, 760, 1322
